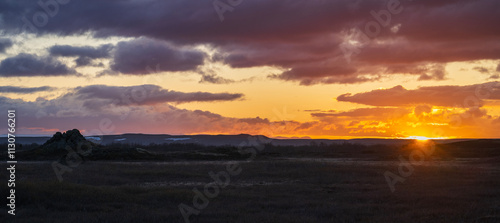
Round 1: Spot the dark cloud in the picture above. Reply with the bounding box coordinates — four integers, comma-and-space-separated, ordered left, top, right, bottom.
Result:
0, 0, 372, 43
1, 0, 500, 83
238, 117, 270, 125
473, 67, 490, 74
0, 93, 294, 136
74, 56, 92, 67
49, 44, 113, 67
6, 0, 497, 44
385, 63, 447, 81
269, 62, 367, 85
199, 74, 235, 84
0, 95, 233, 135
294, 122, 318, 131
355, 40, 500, 64
110, 38, 206, 74
417, 64, 446, 81
337, 82, 500, 107
414, 105, 433, 116
0, 53, 77, 77
0, 38, 13, 53
0, 86, 55, 93
49, 44, 112, 58
72, 84, 243, 109
0, 84, 247, 135
312, 107, 409, 118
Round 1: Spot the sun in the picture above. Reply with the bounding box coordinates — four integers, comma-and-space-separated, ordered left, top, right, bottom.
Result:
406, 136, 431, 141
405, 136, 449, 141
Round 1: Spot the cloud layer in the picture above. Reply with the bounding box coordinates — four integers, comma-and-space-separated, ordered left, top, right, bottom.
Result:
110, 38, 206, 74
49, 44, 112, 67
0, 53, 77, 77
0, 86, 55, 93
1, 0, 499, 82
337, 82, 500, 107
2, 82, 500, 138
73, 84, 243, 108
0, 38, 13, 53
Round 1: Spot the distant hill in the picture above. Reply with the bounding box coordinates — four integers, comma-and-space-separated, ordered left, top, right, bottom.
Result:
2, 132, 485, 148
10, 129, 160, 160
3, 129, 499, 161
16, 129, 96, 160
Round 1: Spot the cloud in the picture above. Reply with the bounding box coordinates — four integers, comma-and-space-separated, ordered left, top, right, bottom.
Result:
6, 0, 497, 45
269, 62, 368, 85
74, 56, 93, 67
337, 82, 500, 107
1, 86, 500, 138
49, 44, 113, 67
312, 107, 409, 118
71, 85, 243, 109
417, 64, 447, 81
199, 74, 236, 84
0, 86, 55, 93
0, 53, 77, 77
0, 38, 13, 53
0, 84, 250, 135
384, 63, 447, 81
414, 105, 432, 116
473, 66, 490, 74
110, 38, 206, 74
49, 44, 112, 58
0, 84, 245, 134
355, 39, 500, 64
0, 93, 297, 137
294, 122, 318, 131
1, 0, 499, 84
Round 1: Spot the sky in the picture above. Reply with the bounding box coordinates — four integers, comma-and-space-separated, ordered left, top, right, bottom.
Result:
0, 0, 500, 139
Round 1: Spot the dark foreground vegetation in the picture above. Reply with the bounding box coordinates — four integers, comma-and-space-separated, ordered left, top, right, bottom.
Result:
1, 132, 500, 222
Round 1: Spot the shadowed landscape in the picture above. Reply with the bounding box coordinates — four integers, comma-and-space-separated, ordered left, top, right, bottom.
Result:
1, 129, 500, 223
2, 0, 500, 222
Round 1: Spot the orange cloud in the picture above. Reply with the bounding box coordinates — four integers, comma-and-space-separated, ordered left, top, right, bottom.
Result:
337, 82, 500, 107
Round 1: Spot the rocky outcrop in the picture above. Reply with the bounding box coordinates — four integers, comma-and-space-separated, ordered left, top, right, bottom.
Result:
41, 129, 91, 152
17, 129, 95, 160
19, 129, 163, 161
39, 129, 95, 155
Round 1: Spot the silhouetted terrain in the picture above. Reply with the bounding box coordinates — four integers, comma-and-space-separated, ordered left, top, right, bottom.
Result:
3, 130, 500, 162
2, 133, 474, 148
1, 130, 499, 222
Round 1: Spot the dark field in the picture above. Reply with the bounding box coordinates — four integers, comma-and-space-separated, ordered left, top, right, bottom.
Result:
1, 140, 500, 223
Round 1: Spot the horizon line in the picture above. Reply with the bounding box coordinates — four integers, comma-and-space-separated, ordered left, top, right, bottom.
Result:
1, 133, 497, 141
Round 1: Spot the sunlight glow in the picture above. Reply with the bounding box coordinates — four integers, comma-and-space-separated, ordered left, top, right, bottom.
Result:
405, 136, 447, 141
406, 136, 430, 141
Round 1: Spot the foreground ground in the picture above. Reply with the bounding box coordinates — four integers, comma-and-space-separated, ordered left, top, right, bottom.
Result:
1, 153, 500, 222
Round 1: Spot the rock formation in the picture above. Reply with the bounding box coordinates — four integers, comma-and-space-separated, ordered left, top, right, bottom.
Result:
40, 129, 94, 153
